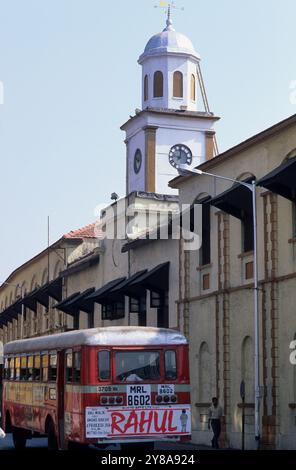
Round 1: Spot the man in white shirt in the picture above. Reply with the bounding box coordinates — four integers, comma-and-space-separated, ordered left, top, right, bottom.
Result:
208, 397, 223, 449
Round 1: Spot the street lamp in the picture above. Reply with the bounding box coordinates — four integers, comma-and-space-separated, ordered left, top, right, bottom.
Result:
177, 164, 261, 448
2, 282, 24, 339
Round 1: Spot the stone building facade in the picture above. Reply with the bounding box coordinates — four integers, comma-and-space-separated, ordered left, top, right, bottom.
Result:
170, 114, 296, 449
0, 225, 100, 344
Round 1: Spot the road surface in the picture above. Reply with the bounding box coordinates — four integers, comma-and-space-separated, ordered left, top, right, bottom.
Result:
0, 434, 200, 451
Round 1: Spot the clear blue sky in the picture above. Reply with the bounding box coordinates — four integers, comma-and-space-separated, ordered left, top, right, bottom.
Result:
0, 0, 295, 283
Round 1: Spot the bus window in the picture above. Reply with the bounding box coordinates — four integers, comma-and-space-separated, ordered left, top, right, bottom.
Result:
42, 354, 49, 382
9, 357, 15, 380
115, 351, 160, 382
165, 350, 177, 380
66, 352, 73, 383
73, 352, 81, 383
15, 357, 20, 380
27, 356, 34, 381
4, 357, 9, 380
33, 355, 41, 381
20, 356, 27, 380
98, 350, 110, 381
48, 354, 57, 382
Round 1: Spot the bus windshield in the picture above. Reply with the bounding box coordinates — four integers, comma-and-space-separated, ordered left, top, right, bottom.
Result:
115, 351, 160, 382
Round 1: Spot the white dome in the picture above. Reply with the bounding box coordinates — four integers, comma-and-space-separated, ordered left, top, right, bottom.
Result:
139, 19, 200, 63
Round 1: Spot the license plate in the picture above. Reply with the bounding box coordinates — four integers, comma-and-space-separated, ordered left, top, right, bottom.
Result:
127, 384, 151, 406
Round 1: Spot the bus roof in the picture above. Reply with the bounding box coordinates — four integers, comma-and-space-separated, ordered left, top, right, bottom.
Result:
4, 327, 187, 354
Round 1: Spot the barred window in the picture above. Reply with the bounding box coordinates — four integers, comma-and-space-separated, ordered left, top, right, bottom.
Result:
20, 356, 27, 380
48, 354, 57, 382
73, 352, 81, 383
15, 357, 20, 380
98, 350, 111, 381
66, 352, 73, 383
42, 354, 49, 382
33, 355, 41, 381
27, 355, 34, 381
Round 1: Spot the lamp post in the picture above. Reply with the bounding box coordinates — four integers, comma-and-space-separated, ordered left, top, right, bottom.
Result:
2, 282, 24, 339
177, 164, 261, 448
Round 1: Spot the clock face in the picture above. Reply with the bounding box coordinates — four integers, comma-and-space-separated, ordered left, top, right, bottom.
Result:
169, 144, 192, 168
134, 149, 142, 174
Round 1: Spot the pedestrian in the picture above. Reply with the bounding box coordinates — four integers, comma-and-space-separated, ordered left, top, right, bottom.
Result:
208, 397, 223, 449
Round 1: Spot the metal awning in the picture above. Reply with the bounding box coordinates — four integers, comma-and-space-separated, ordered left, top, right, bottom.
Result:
128, 262, 170, 293
22, 289, 38, 312
10, 298, 23, 316
257, 158, 296, 201
210, 182, 252, 220
0, 298, 23, 327
26, 285, 49, 309
31, 277, 63, 308
61, 288, 95, 314
0, 281, 63, 328
0, 307, 13, 327
85, 277, 126, 305
54, 292, 81, 316
107, 270, 148, 300
43, 277, 63, 302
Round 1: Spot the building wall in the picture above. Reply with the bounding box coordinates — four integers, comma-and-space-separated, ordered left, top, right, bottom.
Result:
127, 129, 146, 194
176, 121, 296, 449
0, 239, 98, 344
124, 112, 216, 195
129, 237, 179, 329
156, 127, 204, 194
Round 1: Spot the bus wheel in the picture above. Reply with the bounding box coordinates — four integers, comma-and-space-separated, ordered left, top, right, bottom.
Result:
12, 428, 27, 450
47, 420, 58, 450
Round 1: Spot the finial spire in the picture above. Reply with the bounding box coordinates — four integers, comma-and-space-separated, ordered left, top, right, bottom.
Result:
155, 1, 183, 31
163, 2, 175, 31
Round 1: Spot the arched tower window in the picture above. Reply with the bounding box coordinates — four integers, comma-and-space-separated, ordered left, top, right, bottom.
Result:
173, 71, 183, 98
191, 74, 196, 101
144, 75, 149, 101
153, 71, 163, 98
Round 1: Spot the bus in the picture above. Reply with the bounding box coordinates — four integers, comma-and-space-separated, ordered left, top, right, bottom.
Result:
1, 326, 191, 450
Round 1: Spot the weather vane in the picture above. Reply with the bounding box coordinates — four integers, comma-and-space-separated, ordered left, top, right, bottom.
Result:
154, 1, 185, 23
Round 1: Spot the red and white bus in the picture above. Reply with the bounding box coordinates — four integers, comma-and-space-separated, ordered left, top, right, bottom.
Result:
1, 326, 191, 450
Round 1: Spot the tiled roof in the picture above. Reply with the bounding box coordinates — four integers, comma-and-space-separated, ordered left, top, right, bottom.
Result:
63, 223, 97, 239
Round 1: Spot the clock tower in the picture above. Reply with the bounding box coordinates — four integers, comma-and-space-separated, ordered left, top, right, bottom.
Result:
121, 11, 219, 195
